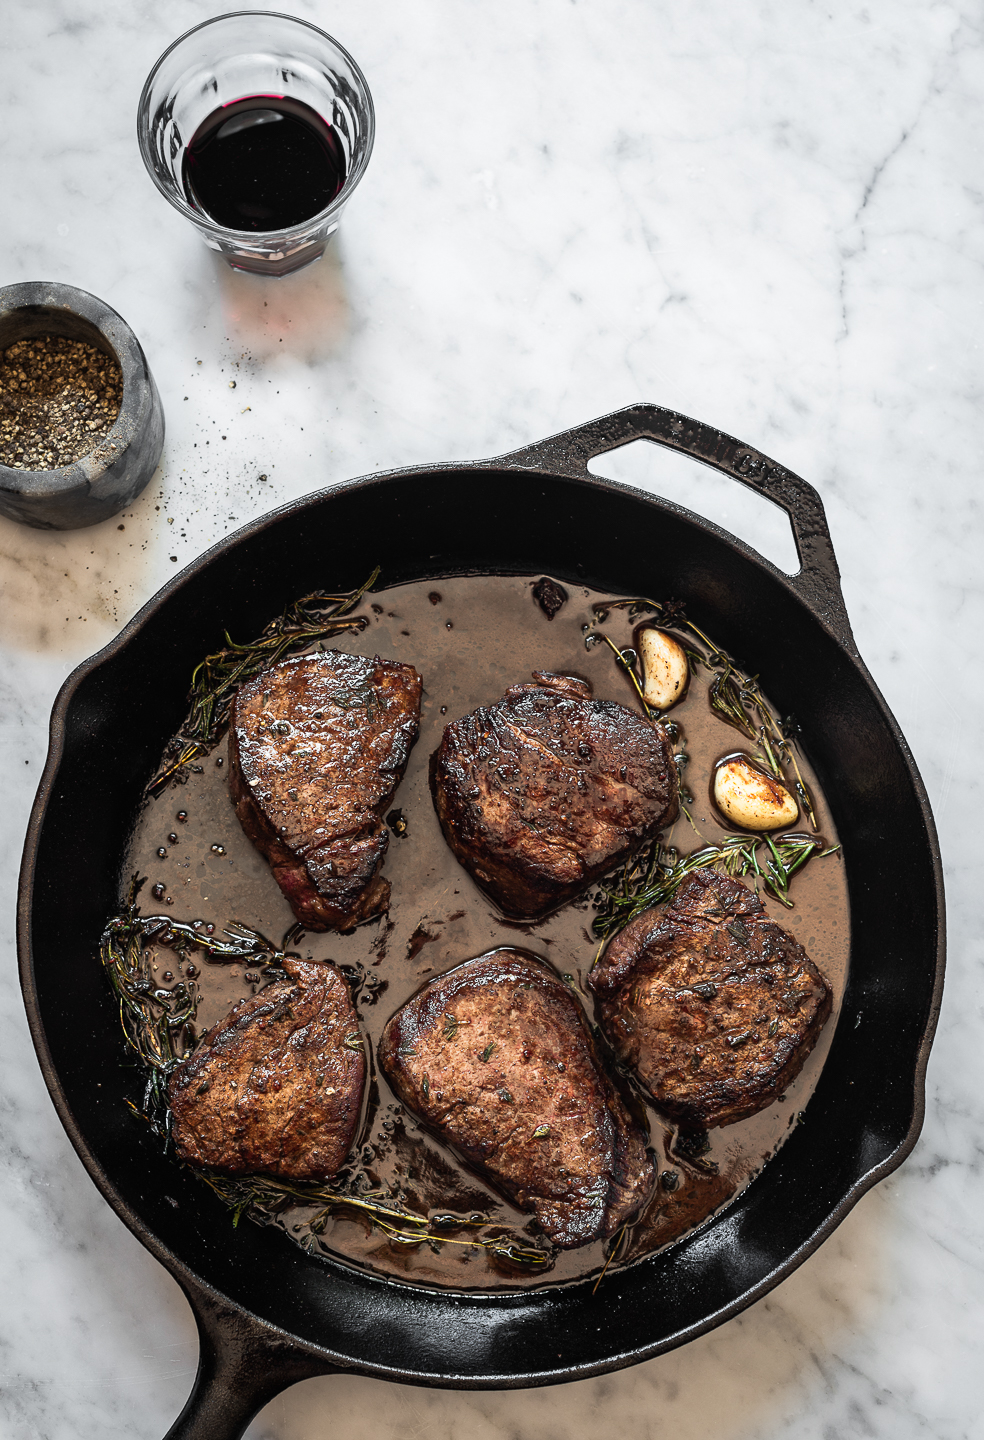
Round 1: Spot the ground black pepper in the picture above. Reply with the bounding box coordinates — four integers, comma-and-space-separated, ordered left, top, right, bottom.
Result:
0, 334, 123, 470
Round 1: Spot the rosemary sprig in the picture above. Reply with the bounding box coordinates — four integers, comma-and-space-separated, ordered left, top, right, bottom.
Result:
149, 571, 378, 795
593, 833, 839, 939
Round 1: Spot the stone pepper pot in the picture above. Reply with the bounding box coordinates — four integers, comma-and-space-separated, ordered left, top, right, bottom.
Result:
0, 280, 165, 529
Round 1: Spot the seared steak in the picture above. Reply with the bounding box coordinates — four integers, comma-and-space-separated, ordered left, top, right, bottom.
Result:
230, 650, 422, 930
168, 957, 365, 1179
379, 949, 655, 1248
430, 672, 678, 919
589, 870, 832, 1128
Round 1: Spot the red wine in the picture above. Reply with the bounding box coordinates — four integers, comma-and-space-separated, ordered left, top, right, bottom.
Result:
182, 96, 346, 232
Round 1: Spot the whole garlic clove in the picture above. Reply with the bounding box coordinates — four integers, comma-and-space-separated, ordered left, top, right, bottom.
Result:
638, 627, 689, 711
713, 754, 799, 831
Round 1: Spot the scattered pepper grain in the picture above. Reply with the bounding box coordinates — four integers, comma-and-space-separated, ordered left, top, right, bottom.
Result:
0, 334, 123, 470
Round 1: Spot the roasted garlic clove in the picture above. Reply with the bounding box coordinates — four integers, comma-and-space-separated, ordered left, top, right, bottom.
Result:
713, 754, 799, 831
638, 627, 689, 711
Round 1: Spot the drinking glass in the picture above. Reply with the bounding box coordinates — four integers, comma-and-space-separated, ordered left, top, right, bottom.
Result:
137, 12, 374, 276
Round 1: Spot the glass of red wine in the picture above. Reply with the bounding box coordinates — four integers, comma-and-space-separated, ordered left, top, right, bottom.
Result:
137, 12, 374, 277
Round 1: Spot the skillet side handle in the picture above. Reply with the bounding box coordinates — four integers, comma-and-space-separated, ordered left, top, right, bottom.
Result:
499, 402, 855, 650
164, 1286, 337, 1440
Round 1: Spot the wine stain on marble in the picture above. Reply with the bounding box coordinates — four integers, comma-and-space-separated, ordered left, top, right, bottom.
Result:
211, 242, 351, 362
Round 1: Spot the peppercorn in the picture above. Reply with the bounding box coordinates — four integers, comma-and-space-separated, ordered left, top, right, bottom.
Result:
0, 334, 123, 470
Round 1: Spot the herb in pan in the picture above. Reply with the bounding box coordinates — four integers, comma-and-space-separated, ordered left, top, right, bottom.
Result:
587, 596, 817, 827
704, 657, 815, 827
99, 876, 290, 1132
593, 832, 839, 939
592, 1223, 628, 1294
195, 1171, 551, 1269
149, 570, 378, 795
195, 1170, 429, 1232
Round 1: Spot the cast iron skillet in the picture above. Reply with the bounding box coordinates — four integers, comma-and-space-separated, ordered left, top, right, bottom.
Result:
18, 404, 945, 1439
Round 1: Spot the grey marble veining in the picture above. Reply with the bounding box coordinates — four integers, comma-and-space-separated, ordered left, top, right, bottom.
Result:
1, 1, 982, 1437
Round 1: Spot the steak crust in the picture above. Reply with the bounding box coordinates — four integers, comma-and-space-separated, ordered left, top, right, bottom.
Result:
430, 672, 678, 919
168, 957, 365, 1179
589, 870, 832, 1128
379, 949, 655, 1248
229, 649, 422, 930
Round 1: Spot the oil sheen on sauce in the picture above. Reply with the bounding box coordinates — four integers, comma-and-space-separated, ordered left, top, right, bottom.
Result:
126, 575, 850, 1292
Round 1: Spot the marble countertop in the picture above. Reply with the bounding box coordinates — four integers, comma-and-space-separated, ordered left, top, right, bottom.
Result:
2, 2, 981, 1437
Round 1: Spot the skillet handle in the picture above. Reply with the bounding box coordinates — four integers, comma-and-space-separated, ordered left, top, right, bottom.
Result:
163, 1284, 336, 1440
498, 402, 854, 648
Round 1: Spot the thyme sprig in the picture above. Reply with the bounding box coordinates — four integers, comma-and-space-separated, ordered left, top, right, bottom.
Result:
588, 596, 817, 828
149, 572, 378, 795
593, 832, 839, 940
196, 1170, 551, 1269
195, 1170, 431, 1232
99, 878, 292, 1128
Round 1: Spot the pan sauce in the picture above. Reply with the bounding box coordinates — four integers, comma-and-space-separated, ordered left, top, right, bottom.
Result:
126, 574, 849, 1291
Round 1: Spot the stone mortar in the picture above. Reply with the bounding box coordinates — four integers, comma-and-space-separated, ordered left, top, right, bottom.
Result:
0, 280, 165, 529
